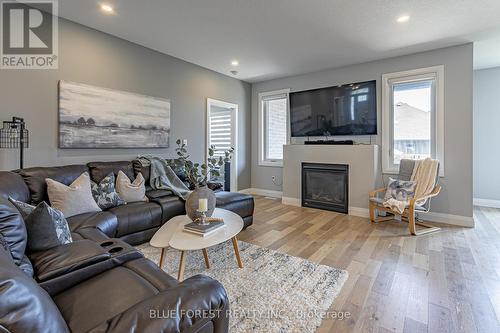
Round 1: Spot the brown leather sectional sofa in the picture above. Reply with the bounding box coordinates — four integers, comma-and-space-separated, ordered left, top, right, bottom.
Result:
0, 160, 254, 333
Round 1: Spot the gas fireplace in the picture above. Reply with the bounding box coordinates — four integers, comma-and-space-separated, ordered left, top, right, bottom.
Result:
301, 163, 349, 213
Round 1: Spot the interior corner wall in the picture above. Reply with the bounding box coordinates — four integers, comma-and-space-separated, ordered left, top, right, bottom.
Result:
473, 67, 500, 201
250, 43, 474, 218
0, 18, 252, 190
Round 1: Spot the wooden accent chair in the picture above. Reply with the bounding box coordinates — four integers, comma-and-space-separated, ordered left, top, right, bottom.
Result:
368, 159, 441, 235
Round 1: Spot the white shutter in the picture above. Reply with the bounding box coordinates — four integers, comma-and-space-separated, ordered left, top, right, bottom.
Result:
208, 107, 234, 157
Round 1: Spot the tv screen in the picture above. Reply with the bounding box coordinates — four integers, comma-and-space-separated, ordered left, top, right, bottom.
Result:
289, 80, 377, 137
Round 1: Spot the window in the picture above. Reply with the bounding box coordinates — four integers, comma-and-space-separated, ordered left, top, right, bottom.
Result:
382, 66, 444, 176
258, 89, 289, 166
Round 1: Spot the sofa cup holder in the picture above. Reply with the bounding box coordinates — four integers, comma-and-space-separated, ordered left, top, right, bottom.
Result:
108, 246, 123, 254
100, 241, 114, 247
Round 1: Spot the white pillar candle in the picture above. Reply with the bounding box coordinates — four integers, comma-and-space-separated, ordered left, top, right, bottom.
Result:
199, 198, 208, 212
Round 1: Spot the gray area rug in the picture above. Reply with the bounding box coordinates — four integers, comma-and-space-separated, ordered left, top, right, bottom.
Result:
137, 241, 348, 333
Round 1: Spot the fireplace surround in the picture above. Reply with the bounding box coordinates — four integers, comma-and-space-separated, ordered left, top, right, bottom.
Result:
301, 163, 349, 213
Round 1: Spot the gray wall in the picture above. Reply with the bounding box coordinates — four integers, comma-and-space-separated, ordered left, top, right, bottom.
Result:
251, 44, 473, 218
473, 67, 500, 201
0, 19, 252, 190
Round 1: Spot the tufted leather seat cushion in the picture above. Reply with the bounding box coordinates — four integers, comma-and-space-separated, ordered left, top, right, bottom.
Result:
17, 165, 89, 205
108, 202, 162, 237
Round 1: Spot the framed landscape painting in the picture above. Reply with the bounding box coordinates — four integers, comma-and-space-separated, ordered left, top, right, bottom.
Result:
58, 81, 170, 148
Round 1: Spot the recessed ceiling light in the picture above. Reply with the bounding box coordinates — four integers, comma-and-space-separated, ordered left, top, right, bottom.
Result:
396, 15, 410, 23
231, 60, 239, 66
100, 4, 114, 14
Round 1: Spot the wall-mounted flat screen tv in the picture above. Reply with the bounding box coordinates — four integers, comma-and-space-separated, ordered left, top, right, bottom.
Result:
289, 80, 377, 137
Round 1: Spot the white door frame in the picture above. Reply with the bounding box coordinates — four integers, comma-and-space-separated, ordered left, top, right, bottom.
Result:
206, 98, 238, 191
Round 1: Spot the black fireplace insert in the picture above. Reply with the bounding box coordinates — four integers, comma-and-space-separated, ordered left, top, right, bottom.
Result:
301, 163, 349, 213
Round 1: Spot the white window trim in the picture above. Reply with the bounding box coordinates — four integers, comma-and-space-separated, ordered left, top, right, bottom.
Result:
381, 65, 445, 177
258, 88, 290, 167
206, 98, 238, 191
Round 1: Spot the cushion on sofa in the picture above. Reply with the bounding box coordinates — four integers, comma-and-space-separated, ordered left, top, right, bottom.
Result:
17, 165, 89, 205
87, 161, 135, 184
0, 197, 27, 265
91, 172, 126, 210
116, 171, 148, 203
46, 172, 102, 218
0, 245, 70, 333
9, 199, 73, 252
108, 202, 162, 237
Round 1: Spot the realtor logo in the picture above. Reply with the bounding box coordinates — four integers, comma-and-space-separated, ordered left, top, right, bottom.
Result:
1, 0, 58, 69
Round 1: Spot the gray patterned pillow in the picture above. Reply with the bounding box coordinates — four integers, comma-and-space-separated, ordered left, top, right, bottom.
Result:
8, 199, 34, 219
91, 172, 126, 209
384, 178, 417, 202
8, 198, 72, 252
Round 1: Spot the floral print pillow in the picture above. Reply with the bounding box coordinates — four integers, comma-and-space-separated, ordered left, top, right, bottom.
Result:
91, 173, 126, 210
9, 198, 73, 252
384, 177, 417, 202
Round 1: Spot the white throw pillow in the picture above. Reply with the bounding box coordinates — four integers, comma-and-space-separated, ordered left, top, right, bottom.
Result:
116, 171, 148, 203
46, 172, 102, 218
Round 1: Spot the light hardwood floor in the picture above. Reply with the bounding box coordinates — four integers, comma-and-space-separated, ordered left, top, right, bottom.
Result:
238, 196, 500, 333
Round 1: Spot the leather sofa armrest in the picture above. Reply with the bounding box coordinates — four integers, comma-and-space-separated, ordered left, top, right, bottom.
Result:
32, 239, 144, 296
30, 240, 111, 282
73, 227, 111, 243
87, 275, 229, 333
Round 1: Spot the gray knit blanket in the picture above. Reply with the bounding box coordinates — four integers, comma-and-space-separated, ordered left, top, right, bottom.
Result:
137, 156, 191, 200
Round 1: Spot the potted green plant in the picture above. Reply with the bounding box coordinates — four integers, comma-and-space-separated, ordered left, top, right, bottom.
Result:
168, 139, 234, 220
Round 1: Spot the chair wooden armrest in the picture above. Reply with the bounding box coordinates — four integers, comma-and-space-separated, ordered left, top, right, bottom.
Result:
369, 187, 386, 198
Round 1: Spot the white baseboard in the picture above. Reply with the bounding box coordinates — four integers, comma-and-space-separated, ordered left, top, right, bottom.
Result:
281, 197, 369, 218
239, 188, 282, 199
349, 207, 370, 218
282, 196, 300, 206
473, 198, 500, 209
246, 190, 474, 227
419, 211, 474, 227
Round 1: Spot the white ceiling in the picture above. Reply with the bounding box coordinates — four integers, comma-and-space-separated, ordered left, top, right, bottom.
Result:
58, 0, 500, 82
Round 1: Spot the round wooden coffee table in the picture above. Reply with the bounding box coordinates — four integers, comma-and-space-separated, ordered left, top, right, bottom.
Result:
150, 208, 244, 281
